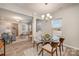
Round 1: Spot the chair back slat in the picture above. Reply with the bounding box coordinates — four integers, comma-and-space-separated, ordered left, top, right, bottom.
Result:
59, 38, 64, 43
51, 42, 59, 48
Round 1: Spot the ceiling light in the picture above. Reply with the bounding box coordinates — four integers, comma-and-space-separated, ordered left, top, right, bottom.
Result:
46, 13, 50, 17
13, 16, 23, 22
41, 15, 45, 19
13, 16, 22, 20
50, 16, 52, 19
41, 13, 52, 21
45, 17, 48, 20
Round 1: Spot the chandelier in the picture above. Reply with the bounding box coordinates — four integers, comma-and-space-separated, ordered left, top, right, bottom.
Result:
41, 13, 52, 21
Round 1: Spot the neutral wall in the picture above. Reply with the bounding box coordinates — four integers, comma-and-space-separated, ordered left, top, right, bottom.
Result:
36, 20, 52, 34
0, 22, 11, 33
18, 23, 28, 35
53, 4, 79, 48
42, 20, 52, 34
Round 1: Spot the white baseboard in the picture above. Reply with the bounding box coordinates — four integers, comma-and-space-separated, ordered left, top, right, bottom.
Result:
64, 44, 79, 50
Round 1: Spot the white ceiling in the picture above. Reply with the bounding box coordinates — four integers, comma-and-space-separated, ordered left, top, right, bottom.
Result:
0, 8, 32, 24
0, 3, 75, 16
0, 3, 76, 23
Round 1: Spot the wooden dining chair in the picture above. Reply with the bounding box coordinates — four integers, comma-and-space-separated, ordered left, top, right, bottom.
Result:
36, 41, 50, 51
38, 42, 59, 56
0, 39, 5, 56
33, 41, 43, 51
58, 37, 64, 56
28, 31, 32, 41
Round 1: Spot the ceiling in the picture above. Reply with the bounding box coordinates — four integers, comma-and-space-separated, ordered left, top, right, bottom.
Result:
0, 3, 75, 16
0, 8, 32, 24
0, 3, 76, 23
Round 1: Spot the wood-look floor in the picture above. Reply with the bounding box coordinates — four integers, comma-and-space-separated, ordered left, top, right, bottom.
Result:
0, 38, 79, 56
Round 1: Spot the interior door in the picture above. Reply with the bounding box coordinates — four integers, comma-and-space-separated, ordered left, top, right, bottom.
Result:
11, 23, 18, 36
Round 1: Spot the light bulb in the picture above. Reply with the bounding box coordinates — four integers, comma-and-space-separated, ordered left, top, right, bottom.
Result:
50, 16, 52, 19
41, 15, 45, 18
45, 17, 48, 20
41, 15, 45, 19
46, 13, 50, 17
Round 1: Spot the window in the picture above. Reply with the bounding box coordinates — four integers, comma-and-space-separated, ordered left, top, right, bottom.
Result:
51, 18, 62, 40
51, 18, 62, 29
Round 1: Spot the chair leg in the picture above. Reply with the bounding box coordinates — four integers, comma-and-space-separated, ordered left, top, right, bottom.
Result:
59, 46, 61, 56
41, 49, 44, 56
38, 49, 43, 56
51, 53, 53, 56
37, 44, 38, 51
4, 40, 5, 56
62, 44, 64, 51
56, 48, 58, 56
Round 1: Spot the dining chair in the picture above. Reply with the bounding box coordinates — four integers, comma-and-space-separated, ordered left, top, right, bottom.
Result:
28, 31, 32, 40
38, 41, 59, 56
33, 41, 43, 51
33, 31, 43, 51
0, 39, 5, 56
58, 37, 64, 56
36, 40, 51, 51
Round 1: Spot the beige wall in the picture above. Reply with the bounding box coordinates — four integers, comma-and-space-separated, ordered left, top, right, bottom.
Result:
18, 23, 28, 35
43, 20, 52, 34
53, 4, 79, 48
38, 20, 52, 34
0, 22, 11, 33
